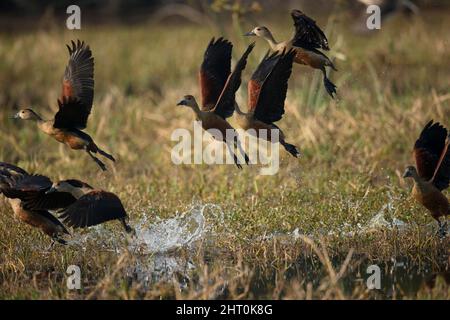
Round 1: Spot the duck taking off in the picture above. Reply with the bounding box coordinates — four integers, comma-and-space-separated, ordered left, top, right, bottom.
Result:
177, 38, 253, 169
0, 164, 73, 246
44, 179, 133, 233
232, 49, 300, 158
245, 10, 337, 98
12, 40, 115, 171
403, 121, 450, 237
0, 163, 133, 246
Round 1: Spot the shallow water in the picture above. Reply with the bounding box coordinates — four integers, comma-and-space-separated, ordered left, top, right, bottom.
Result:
65, 202, 449, 298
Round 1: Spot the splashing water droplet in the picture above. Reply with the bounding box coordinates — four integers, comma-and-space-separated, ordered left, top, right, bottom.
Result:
131, 203, 225, 254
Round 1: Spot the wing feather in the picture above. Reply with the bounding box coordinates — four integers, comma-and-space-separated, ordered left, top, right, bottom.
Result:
59, 191, 127, 229
199, 38, 232, 111
291, 9, 330, 51
414, 120, 448, 189
249, 49, 295, 124
212, 43, 255, 119
57, 40, 94, 129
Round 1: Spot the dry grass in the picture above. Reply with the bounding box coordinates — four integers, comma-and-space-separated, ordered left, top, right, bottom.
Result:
0, 9, 449, 299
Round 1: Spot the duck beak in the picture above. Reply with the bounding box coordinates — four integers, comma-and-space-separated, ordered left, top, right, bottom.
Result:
11, 112, 20, 119
244, 31, 256, 37
45, 187, 57, 194
177, 100, 187, 106
402, 171, 410, 178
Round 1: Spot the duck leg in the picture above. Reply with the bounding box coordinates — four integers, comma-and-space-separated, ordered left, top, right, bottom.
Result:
226, 141, 242, 169
121, 218, 135, 235
97, 146, 116, 162
234, 136, 250, 165
437, 219, 448, 238
321, 66, 337, 99
280, 139, 300, 158
86, 149, 107, 171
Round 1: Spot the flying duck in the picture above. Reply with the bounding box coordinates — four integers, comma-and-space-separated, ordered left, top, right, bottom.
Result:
12, 40, 115, 171
177, 38, 253, 169
244, 9, 337, 98
233, 49, 300, 157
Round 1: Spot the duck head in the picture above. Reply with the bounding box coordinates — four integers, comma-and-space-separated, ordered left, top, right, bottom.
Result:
177, 95, 199, 109
13, 109, 41, 121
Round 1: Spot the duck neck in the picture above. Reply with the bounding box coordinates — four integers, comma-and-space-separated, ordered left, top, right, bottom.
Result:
410, 172, 423, 185
70, 187, 92, 199
189, 103, 203, 119
234, 102, 246, 116
263, 32, 278, 50
29, 111, 44, 123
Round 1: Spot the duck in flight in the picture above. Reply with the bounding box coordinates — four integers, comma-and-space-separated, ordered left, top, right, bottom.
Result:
231, 48, 300, 157
177, 38, 253, 168
245, 10, 337, 98
12, 40, 115, 171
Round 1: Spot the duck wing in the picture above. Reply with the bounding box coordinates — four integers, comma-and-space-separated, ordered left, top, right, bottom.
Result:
55, 40, 94, 130
199, 37, 232, 112
248, 49, 295, 124
59, 191, 127, 229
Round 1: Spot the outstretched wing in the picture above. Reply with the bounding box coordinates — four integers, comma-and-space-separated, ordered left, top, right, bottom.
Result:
291, 9, 330, 51
56, 40, 94, 129
431, 133, 450, 191
199, 38, 232, 111
414, 121, 448, 188
59, 191, 127, 229
212, 43, 255, 119
0, 162, 28, 176
1, 174, 76, 210
54, 96, 90, 130
248, 49, 295, 124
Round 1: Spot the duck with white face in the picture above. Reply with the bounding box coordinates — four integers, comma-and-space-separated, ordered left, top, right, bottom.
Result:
11, 40, 115, 171
244, 10, 338, 98
403, 121, 450, 237
177, 37, 253, 169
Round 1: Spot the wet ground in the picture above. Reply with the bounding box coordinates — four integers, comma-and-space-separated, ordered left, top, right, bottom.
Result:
59, 203, 448, 299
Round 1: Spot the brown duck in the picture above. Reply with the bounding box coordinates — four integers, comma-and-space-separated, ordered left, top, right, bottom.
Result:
1, 164, 133, 246
232, 49, 300, 157
44, 179, 133, 233
177, 38, 253, 168
0, 163, 72, 245
403, 121, 450, 236
13, 40, 115, 171
245, 9, 337, 98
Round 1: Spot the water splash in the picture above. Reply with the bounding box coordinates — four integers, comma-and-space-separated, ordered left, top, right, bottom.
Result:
131, 203, 225, 254
125, 203, 225, 286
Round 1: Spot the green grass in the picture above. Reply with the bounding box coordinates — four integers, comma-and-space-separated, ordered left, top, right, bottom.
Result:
0, 9, 449, 299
